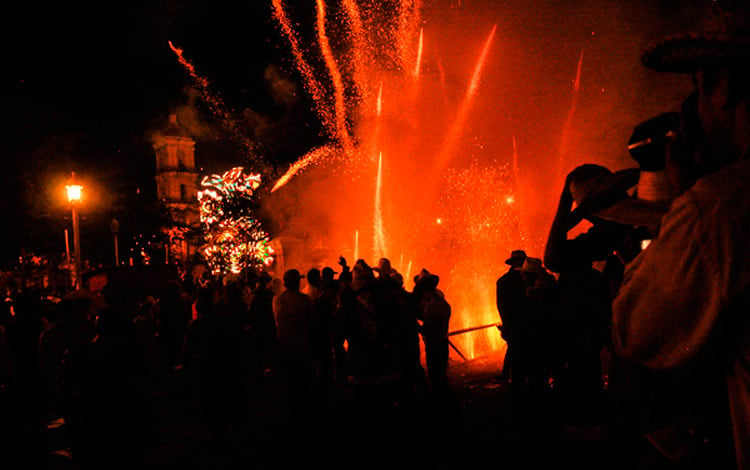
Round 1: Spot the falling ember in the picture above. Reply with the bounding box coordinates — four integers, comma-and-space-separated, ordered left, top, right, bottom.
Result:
373, 152, 387, 260
316, 0, 354, 154
431, 24, 497, 181
271, 0, 336, 139
168, 41, 256, 157
414, 28, 424, 77
272, 145, 338, 193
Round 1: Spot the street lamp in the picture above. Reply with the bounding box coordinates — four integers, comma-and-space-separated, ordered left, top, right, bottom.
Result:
66, 172, 83, 289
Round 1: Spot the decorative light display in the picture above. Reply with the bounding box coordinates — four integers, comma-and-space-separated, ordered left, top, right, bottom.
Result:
197, 167, 275, 275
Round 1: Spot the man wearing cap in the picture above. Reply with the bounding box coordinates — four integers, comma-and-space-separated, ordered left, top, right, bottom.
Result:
612, 2, 750, 468
496, 249, 527, 382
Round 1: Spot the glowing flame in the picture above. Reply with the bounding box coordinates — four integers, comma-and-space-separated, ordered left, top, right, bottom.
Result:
270, 3, 523, 360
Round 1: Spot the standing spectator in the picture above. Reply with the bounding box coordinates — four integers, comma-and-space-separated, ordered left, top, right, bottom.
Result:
248, 273, 276, 382
496, 249, 527, 382
273, 269, 314, 415
415, 270, 452, 397
613, 2, 750, 468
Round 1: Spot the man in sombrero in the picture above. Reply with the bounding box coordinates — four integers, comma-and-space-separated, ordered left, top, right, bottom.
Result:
611, 1, 750, 468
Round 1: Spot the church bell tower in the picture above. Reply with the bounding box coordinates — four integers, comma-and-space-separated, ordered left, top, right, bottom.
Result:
153, 113, 200, 264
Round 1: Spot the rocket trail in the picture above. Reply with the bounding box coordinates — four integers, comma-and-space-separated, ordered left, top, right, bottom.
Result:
168, 41, 256, 157
271, 145, 337, 193
342, 0, 370, 106
558, 49, 584, 182
414, 28, 424, 77
432, 24, 497, 179
271, 0, 337, 140
373, 152, 387, 260
316, 0, 354, 154
397, 0, 423, 70
354, 229, 360, 262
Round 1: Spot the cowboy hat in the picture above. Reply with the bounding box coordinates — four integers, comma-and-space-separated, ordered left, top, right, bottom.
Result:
505, 249, 527, 265
373, 257, 395, 275
642, 0, 750, 73
567, 164, 670, 231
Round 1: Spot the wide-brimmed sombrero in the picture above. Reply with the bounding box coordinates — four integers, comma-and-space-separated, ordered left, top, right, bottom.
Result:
642, 0, 750, 72
567, 164, 670, 231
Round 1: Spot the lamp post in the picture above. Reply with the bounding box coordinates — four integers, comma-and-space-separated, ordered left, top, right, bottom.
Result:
110, 217, 120, 266
66, 172, 83, 289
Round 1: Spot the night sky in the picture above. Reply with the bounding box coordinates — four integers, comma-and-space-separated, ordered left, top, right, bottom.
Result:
1, 1, 323, 266
0, 0, 704, 267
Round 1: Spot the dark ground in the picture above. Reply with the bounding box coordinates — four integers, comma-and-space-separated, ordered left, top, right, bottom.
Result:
44, 348, 627, 470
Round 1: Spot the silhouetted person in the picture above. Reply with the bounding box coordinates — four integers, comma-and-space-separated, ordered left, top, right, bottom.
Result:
183, 282, 247, 434
515, 257, 549, 393
39, 298, 95, 420
613, 2, 750, 468
156, 280, 191, 371
4, 291, 47, 467
248, 273, 276, 382
415, 270, 452, 397
496, 249, 527, 382
63, 305, 152, 469
273, 269, 314, 417
310, 267, 336, 395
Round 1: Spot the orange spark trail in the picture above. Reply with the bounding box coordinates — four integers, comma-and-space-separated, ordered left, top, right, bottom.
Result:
573, 49, 584, 92
376, 82, 383, 117
512, 135, 520, 191
373, 152, 387, 260
316, 0, 354, 154
271, 145, 337, 193
168, 41, 255, 155
432, 24, 497, 179
414, 28, 424, 77
354, 229, 360, 262
397, 0, 422, 70
271, 0, 336, 139
342, 0, 370, 105
405, 260, 413, 288
558, 49, 584, 181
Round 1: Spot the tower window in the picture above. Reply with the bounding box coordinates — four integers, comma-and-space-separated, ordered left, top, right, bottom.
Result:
180, 184, 187, 202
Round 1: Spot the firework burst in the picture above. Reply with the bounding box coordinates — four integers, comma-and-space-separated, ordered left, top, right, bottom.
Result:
197, 167, 274, 275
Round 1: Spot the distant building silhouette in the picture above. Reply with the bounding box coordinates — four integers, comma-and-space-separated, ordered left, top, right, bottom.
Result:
152, 113, 200, 265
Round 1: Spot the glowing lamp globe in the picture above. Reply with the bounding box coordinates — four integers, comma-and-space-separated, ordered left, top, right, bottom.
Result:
66, 184, 83, 203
